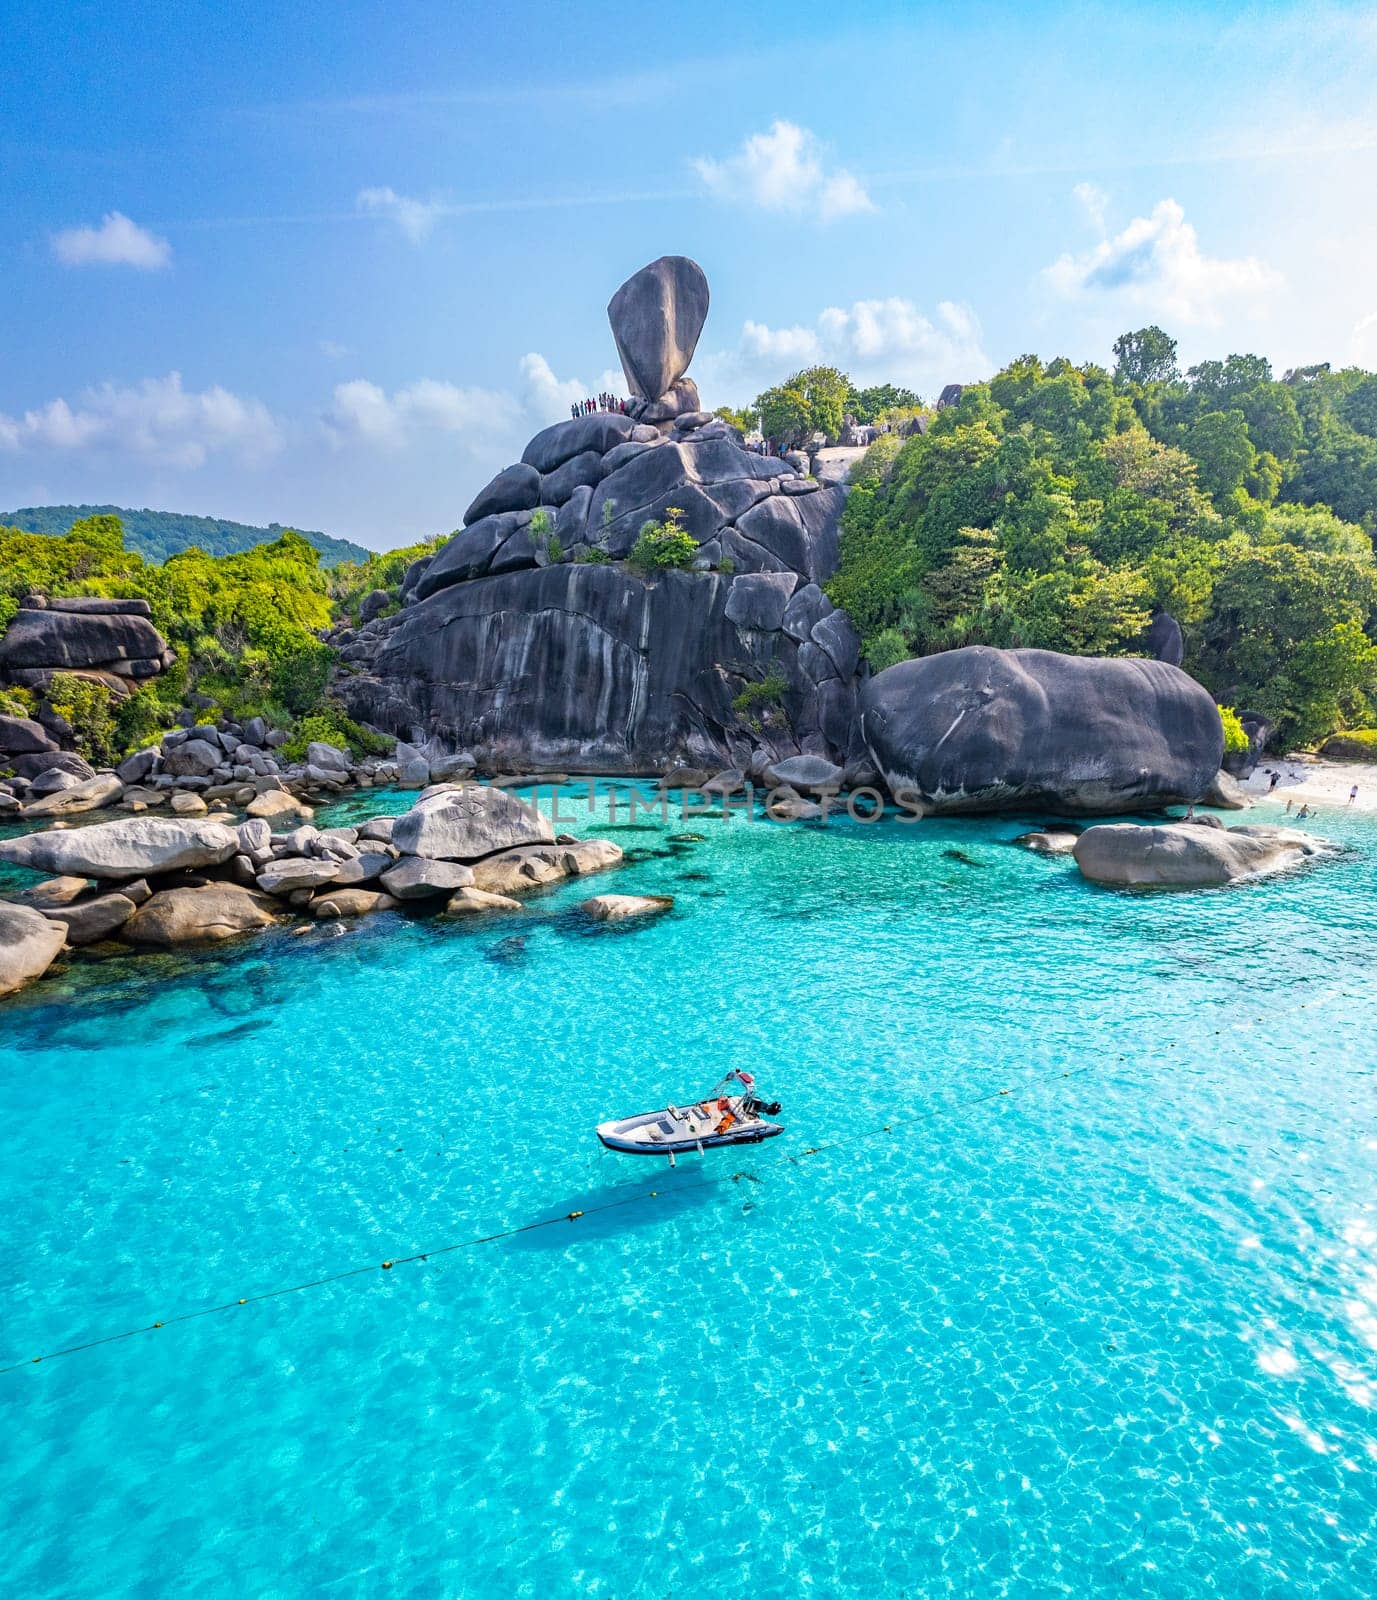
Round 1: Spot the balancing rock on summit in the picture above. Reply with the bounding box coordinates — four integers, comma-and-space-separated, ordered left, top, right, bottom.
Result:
607, 255, 709, 404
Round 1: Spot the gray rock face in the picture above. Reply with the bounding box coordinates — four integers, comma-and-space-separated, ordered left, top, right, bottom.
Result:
0, 903, 67, 996
464, 462, 542, 525
391, 784, 554, 861
40, 891, 139, 945
0, 714, 55, 754
861, 647, 1224, 815
522, 411, 638, 474
345, 560, 858, 773
1144, 612, 1185, 667
413, 511, 536, 601
378, 856, 477, 899
0, 816, 238, 879
724, 572, 798, 632
1073, 822, 1326, 887
541, 450, 604, 506
162, 738, 222, 777
607, 256, 710, 402
0, 606, 169, 671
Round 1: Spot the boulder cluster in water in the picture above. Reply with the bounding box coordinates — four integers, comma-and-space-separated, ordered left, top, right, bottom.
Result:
0, 782, 623, 997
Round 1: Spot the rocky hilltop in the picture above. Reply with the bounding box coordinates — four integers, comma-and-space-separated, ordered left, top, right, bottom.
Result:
338, 256, 859, 774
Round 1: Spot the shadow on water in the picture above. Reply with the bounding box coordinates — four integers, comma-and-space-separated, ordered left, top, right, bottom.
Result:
505, 1165, 757, 1251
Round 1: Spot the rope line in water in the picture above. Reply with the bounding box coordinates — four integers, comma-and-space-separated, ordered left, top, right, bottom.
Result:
0, 980, 1357, 1377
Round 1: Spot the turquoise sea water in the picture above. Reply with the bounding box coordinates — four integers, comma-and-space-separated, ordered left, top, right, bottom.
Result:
2, 784, 1376, 1598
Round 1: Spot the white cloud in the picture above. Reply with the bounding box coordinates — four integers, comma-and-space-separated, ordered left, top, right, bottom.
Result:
356, 186, 445, 243
0, 373, 280, 467
1072, 181, 1109, 233
707, 296, 991, 402
1044, 195, 1282, 326
516, 354, 628, 423
325, 377, 521, 450
51, 211, 171, 270
692, 121, 876, 222
319, 339, 352, 360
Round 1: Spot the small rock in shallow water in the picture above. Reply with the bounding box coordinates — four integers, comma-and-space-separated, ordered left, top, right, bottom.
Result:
444, 887, 524, 916
1073, 822, 1327, 888
579, 894, 674, 922
0, 903, 67, 996
1013, 831, 1079, 856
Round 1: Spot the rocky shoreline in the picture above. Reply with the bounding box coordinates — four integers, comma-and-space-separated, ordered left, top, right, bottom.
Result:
0, 781, 626, 998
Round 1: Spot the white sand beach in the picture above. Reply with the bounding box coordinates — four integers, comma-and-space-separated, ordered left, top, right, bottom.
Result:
1238, 753, 1377, 813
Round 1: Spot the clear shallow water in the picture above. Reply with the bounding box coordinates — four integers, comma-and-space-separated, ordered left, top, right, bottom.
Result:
2, 784, 1376, 1598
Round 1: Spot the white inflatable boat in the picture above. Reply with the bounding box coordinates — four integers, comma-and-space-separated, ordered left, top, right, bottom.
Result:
597, 1071, 783, 1165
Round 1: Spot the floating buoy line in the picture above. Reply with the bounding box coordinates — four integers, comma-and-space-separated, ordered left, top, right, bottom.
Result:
1, 979, 1359, 1377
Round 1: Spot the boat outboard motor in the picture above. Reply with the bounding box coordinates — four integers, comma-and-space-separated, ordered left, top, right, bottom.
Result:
744, 1097, 781, 1117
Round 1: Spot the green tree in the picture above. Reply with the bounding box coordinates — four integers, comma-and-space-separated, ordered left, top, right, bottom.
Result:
1112, 326, 1179, 385
754, 366, 851, 450
1187, 411, 1256, 502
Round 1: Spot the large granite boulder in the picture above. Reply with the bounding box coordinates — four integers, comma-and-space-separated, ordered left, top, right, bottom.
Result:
0, 816, 239, 879
1073, 822, 1326, 887
522, 411, 639, 474
607, 255, 709, 402
0, 715, 56, 755
391, 784, 554, 860
1143, 612, 1185, 667
0, 601, 169, 674
860, 647, 1224, 815
0, 902, 67, 996
123, 884, 279, 945
20, 773, 123, 817
464, 463, 542, 525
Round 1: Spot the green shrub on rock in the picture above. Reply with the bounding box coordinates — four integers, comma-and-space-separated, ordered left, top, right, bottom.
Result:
280, 708, 392, 763
628, 508, 698, 573
1218, 705, 1249, 757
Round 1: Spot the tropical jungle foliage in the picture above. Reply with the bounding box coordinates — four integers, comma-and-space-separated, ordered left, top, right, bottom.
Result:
0, 513, 342, 755
827, 337, 1377, 747
2, 503, 367, 566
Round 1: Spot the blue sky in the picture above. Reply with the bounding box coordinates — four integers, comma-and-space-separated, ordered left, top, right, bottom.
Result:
4, 0, 1377, 549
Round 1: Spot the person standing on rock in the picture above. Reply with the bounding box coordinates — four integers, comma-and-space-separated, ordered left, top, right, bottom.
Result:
1349, 784, 1359, 806
1268, 770, 1280, 792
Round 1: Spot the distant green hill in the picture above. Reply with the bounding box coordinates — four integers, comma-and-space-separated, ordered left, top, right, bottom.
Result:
0, 504, 370, 567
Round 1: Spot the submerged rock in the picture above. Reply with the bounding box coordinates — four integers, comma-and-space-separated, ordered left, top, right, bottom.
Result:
246, 790, 313, 823
861, 647, 1223, 816
310, 889, 398, 918
0, 903, 67, 996
444, 886, 524, 916
1013, 831, 1080, 855
579, 893, 674, 921
1072, 822, 1326, 887
122, 884, 280, 945
469, 837, 622, 896
0, 816, 238, 879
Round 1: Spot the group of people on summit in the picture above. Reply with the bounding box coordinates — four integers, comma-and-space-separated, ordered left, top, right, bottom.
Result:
570, 393, 628, 419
